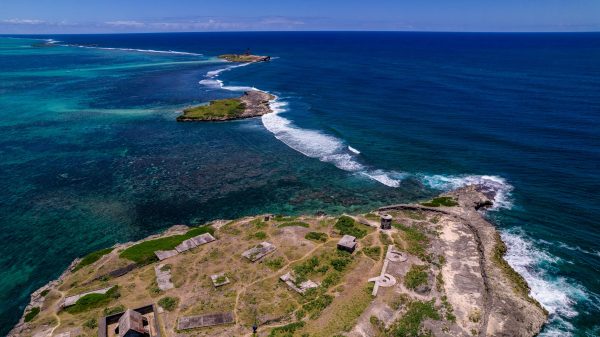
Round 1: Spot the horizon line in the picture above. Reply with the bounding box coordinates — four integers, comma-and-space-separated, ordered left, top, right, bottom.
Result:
2, 29, 600, 36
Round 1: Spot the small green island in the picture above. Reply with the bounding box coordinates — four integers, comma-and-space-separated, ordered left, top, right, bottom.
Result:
176, 90, 275, 122
218, 54, 271, 63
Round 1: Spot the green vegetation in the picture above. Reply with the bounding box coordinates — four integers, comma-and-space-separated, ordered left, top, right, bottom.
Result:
305, 231, 328, 242
469, 308, 481, 323
219, 54, 266, 62
492, 233, 547, 314
73, 247, 114, 271
303, 294, 334, 319
40, 289, 50, 297
390, 300, 440, 337
24, 307, 40, 322
404, 265, 429, 290
177, 98, 245, 121
362, 246, 382, 260
273, 215, 298, 221
253, 231, 268, 240
420, 196, 458, 207
83, 318, 97, 329
379, 232, 393, 245
268, 321, 305, 337
441, 296, 456, 322
264, 257, 285, 270
103, 305, 125, 316
64, 286, 120, 314
334, 216, 366, 239
158, 296, 179, 311
364, 213, 381, 221
278, 221, 310, 228
120, 226, 214, 265
215, 275, 228, 284
394, 223, 429, 261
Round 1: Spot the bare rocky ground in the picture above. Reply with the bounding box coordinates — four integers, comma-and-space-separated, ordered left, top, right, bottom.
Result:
9, 186, 546, 337
238, 90, 276, 118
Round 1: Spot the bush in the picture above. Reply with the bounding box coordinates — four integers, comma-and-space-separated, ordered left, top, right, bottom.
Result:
404, 265, 429, 290
253, 231, 268, 240
158, 296, 179, 311
305, 231, 328, 242
391, 300, 440, 337
74, 247, 114, 271
420, 196, 458, 207
362, 246, 382, 260
103, 304, 125, 316
269, 321, 305, 337
394, 223, 429, 260
303, 294, 333, 319
120, 227, 214, 265
264, 257, 285, 270
24, 307, 40, 322
278, 221, 310, 228
334, 216, 366, 239
83, 318, 97, 329
64, 286, 120, 314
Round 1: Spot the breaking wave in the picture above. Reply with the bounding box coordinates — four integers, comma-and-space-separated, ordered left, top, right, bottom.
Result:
501, 229, 600, 337
199, 63, 257, 92
67, 44, 203, 56
262, 98, 405, 187
420, 174, 513, 210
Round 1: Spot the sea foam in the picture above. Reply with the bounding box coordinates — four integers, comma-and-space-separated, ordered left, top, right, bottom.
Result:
501, 229, 600, 337
263, 98, 404, 187
420, 174, 513, 210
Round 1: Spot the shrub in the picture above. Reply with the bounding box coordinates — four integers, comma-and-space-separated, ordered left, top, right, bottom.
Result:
254, 231, 268, 240
278, 221, 310, 228
64, 286, 120, 314
74, 247, 114, 271
265, 257, 285, 270
103, 305, 125, 316
305, 231, 328, 242
362, 246, 382, 260
158, 296, 179, 311
303, 294, 333, 319
420, 197, 458, 207
120, 227, 214, 265
268, 321, 305, 337
24, 307, 40, 322
83, 318, 97, 329
334, 216, 366, 239
394, 223, 429, 260
390, 300, 440, 337
404, 265, 429, 290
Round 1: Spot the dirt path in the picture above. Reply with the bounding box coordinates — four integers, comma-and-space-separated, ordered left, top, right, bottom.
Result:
234, 239, 332, 335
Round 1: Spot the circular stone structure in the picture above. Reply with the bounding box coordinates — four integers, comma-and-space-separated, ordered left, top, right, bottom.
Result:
377, 274, 397, 287
387, 250, 408, 262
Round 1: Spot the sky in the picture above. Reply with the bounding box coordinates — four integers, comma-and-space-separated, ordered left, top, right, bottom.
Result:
1, 0, 599, 34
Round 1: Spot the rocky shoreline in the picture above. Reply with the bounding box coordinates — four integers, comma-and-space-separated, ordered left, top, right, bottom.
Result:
9, 186, 547, 337
176, 90, 275, 122
218, 54, 271, 63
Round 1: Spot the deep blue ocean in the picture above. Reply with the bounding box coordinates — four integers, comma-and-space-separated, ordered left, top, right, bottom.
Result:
0, 32, 598, 336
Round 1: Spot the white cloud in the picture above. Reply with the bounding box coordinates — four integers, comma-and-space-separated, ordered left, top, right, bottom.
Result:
1, 18, 45, 25
105, 20, 145, 27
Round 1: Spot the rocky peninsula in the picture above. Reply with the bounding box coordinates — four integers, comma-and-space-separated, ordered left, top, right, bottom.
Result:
176, 90, 275, 122
9, 186, 547, 337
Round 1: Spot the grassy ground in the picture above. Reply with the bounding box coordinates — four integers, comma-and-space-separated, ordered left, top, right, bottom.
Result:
73, 247, 114, 271
119, 226, 214, 265
219, 54, 265, 62
177, 98, 245, 121
420, 196, 458, 207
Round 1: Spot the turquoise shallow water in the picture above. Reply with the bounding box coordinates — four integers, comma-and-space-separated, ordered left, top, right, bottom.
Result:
0, 33, 599, 336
